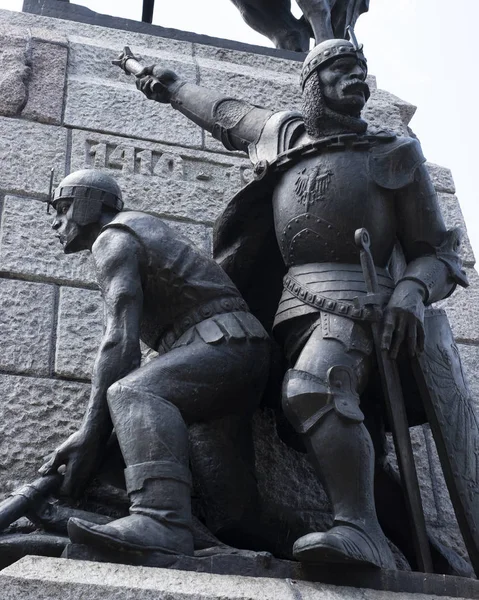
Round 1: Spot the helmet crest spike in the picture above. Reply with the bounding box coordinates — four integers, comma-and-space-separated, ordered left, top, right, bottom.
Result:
47, 168, 55, 214
346, 25, 362, 52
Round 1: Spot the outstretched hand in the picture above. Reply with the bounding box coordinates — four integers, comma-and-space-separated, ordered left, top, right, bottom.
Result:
39, 427, 104, 498
136, 65, 181, 104
381, 280, 426, 359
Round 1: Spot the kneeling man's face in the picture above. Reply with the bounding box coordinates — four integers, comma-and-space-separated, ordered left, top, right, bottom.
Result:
52, 199, 82, 254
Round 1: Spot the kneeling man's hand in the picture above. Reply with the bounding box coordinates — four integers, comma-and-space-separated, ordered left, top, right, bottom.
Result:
39, 425, 104, 498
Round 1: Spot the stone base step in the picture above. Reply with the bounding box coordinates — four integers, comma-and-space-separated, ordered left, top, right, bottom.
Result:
1, 556, 479, 599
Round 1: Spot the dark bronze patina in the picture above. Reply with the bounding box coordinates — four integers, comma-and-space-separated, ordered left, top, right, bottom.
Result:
37, 168, 270, 557
115, 26, 479, 575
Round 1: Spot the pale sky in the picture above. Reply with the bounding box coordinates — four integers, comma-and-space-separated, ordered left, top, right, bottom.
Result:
1, 0, 478, 265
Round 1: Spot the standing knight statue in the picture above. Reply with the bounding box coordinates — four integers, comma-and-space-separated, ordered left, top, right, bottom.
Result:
115, 9, 473, 574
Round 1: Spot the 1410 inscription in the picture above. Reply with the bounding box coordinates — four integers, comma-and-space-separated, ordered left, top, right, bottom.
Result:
86, 138, 253, 188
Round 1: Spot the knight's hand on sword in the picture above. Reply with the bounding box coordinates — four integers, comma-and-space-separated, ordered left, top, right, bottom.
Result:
112, 46, 181, 104
381, 280, 426, 360
354, 228, 426, 360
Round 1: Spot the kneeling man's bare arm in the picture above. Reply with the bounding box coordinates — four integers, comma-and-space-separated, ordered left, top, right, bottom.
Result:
40, 230, 144, 497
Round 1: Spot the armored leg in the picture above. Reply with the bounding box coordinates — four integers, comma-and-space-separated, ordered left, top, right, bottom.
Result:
68, 383, 194, 555
282, 323, 395, 569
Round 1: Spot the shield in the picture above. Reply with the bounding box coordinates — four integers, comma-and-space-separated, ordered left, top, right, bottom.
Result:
412, 308, 479, 576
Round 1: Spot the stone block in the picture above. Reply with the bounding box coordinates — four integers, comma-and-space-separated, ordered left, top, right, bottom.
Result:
0, 33, 29, 117
0, 8, 194, 61
0, 20, 67, 48
1, 557, 293, 600
55, 287, 102, 381
0, 27, 66, 124
70, 129, 250, 224
22, 39, 67, 125
197, 55, 301, 112
64, 79, 203, 149
362, 89, 414, 137
0, 279, 55, 377
2, 555, 475, 599
437, 194, 475, 266
0, 196, 96, 286
437, 268, 479, 343
427, 163, 456, 194
296, 578, 465, 600
0, 8, 193, 59
0, 118, 66, 196
0, 375, 88, 496
64, 41, 200, 148
194, 42, 303, 76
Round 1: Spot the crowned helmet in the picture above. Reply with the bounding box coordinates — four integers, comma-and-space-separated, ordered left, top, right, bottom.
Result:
52, 169, 124, 226
300, 28, 367, 90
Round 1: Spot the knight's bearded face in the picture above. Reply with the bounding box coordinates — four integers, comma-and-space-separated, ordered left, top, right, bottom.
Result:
316, 56, 370, 116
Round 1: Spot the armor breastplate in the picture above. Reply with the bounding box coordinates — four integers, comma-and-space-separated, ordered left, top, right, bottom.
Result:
272, 147, 397, 267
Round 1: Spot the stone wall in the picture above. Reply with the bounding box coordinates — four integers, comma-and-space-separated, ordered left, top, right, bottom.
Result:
0, 6, 476, 566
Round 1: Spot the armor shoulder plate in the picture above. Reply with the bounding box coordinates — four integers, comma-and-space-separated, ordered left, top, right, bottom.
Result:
370, 136, 426, 190
250, 110, 304, 164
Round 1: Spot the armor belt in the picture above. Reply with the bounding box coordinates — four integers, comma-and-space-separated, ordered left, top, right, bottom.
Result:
283, 273, 380, 321
157, 296, 249, 353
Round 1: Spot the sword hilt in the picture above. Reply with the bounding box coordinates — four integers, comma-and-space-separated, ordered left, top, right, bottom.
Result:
112, 46, 163, 93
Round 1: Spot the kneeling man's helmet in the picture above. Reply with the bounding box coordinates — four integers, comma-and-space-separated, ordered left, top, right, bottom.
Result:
52, 169, 124, 226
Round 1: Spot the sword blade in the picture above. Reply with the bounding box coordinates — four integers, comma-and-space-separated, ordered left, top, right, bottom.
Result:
355, 228, 433, 573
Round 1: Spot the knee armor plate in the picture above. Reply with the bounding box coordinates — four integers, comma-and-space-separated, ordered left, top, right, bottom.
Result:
282, 366, 364, 434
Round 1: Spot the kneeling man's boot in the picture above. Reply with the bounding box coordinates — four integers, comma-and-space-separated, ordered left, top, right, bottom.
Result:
68, 461, 194, 555
69, 385, 194, 555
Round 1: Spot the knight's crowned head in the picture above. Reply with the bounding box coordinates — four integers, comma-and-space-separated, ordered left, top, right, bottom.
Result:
301, 30, 370, 136
301, 32, 367, 91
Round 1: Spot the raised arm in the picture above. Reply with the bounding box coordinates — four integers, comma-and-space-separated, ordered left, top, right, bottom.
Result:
136, 66, 273, 153
39, 229, 144, 496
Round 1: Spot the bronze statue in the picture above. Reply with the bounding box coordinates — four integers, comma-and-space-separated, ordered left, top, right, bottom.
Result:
122, 29, 472, 572
39, 169, 270, 555
232, 0, 369, 51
